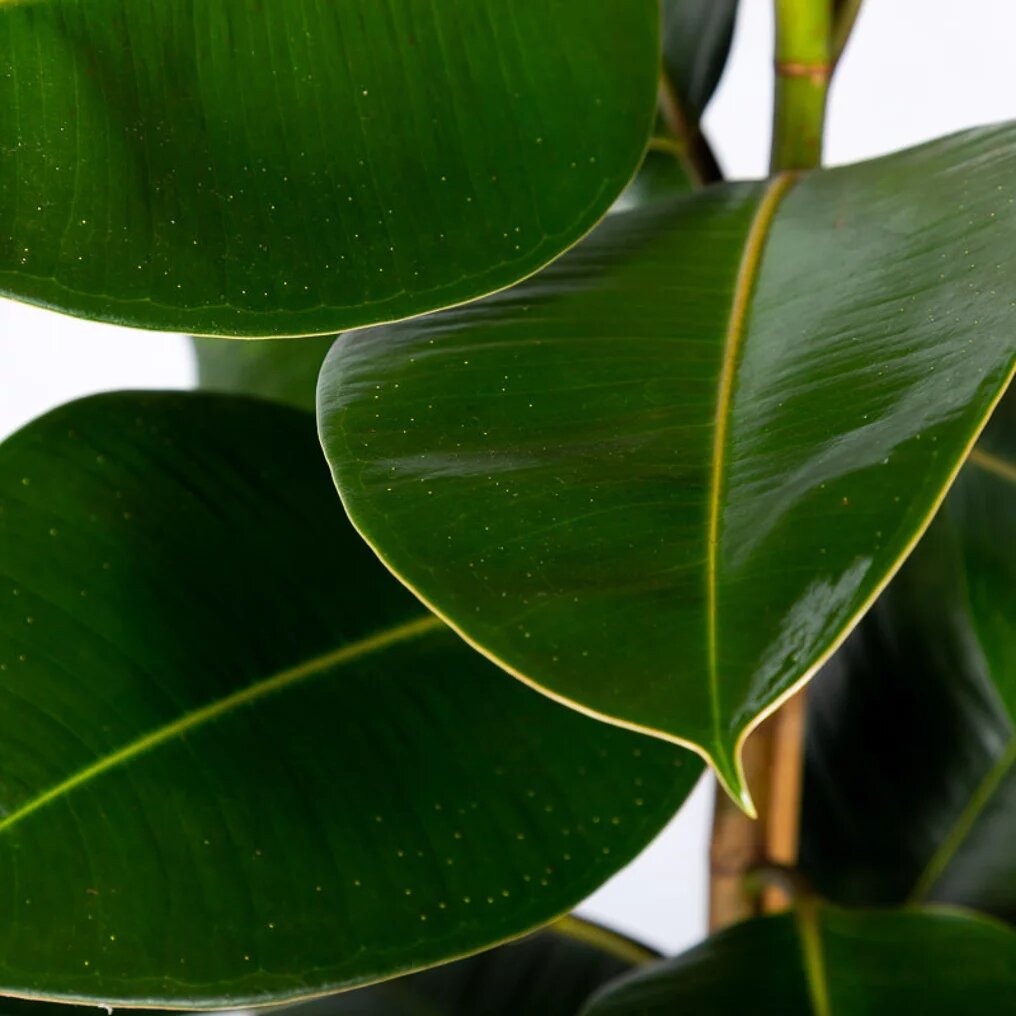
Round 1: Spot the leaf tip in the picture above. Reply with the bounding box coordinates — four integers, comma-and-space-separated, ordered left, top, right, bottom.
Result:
710, 750, 757, 818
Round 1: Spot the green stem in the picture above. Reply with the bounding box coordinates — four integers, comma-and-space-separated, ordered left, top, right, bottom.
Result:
771, 0, 832, 172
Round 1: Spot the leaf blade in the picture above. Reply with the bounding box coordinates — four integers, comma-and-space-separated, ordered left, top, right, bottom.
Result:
320, 125, 1016, 805
580, 905, 1016, 1015
802, 391, 1016, 922
0, 392, 699, 1006
661, 0, 739, 124
0, 0, 658, 337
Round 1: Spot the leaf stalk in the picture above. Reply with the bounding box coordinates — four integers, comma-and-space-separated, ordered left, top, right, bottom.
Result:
657, 73, 724, 186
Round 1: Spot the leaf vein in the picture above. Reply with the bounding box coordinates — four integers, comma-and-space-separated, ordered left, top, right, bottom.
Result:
0, 613, 443, 836
705, 171, 798, 788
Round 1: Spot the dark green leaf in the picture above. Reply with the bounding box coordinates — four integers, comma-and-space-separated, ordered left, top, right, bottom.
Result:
801, 394, 1016, 922
294, 917, 653, 1016
661, 0, 739, 123
318, 125, 1016, 809
0, 1, 658, 337
616, 0, 738, 204
613, 142, 694, 212
193, 335, 335, 412
580, 904, 1016, 1015
0, 919, 651, 1016
0, 393, 699, 1007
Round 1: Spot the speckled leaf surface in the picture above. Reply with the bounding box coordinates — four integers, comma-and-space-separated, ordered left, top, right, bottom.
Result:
319, 125, 1016, 808
0, 919, 651, 1016
802, 394, 1016, 922
580, 905, 1016, 1015
0, 393, 699, 1008
0, 0, 658, 337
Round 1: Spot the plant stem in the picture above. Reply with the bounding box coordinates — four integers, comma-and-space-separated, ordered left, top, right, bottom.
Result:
757, 0, 832, 913
709, 731, 770, 930
707, 692, 808, 929
710, 5, 832, 934
658, 73, 724, 187
770, 0, 832, 172
760, 690, 807, 911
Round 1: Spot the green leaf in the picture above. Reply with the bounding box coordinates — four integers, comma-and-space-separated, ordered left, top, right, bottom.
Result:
580, 904, 1016, 1015
662, 0, 739, 123
0, 392, 700, 1008
0, 918, 651, 1016
0, 1, 658, 338
318, 124, 1016, 810
801, 395, 1016, 922
613, 143, 694, 212
284, 917, 653, 1016
193, 334, 335, 412
617, 0, 737, 206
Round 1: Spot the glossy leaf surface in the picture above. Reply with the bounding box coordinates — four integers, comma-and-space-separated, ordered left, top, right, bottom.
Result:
193, 335, 334, 412
293, 918, 652, 1016
0, 1, 658, 337
0, 393, 699, 1007
802, 395, 1016, 922
319, 125, 1016, 807
581, 905, 1016, 1015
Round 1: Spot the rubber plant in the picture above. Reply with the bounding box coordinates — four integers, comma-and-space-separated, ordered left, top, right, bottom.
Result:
1, 0, 1016, 1012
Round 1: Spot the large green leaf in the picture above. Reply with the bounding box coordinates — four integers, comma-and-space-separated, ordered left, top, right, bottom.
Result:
0, 1, 658, 337
0, 392, 700, 1008
193, 334, 334, 412
801, 395, 1016, 922
0, 918, 651, 1016
288, 917, 653, 1016
318, 124, 1016, 809
580, 904, 1016, 1015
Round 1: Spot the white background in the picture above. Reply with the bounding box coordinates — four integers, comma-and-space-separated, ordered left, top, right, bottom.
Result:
1, 0, 1014, 958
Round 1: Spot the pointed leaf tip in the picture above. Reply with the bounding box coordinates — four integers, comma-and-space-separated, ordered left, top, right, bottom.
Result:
320, 124, 1016, 782
708, 747, 757, 818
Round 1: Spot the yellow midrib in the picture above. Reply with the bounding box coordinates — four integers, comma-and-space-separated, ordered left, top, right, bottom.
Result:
0, 613, 443, 836
705, 172, 799, 754
795, 900, 832, 1016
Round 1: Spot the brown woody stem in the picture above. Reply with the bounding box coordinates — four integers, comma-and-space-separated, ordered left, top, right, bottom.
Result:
708, 689, 809, 930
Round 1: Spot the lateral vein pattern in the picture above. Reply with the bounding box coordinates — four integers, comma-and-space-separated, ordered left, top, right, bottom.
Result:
0, 613, 443, 835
